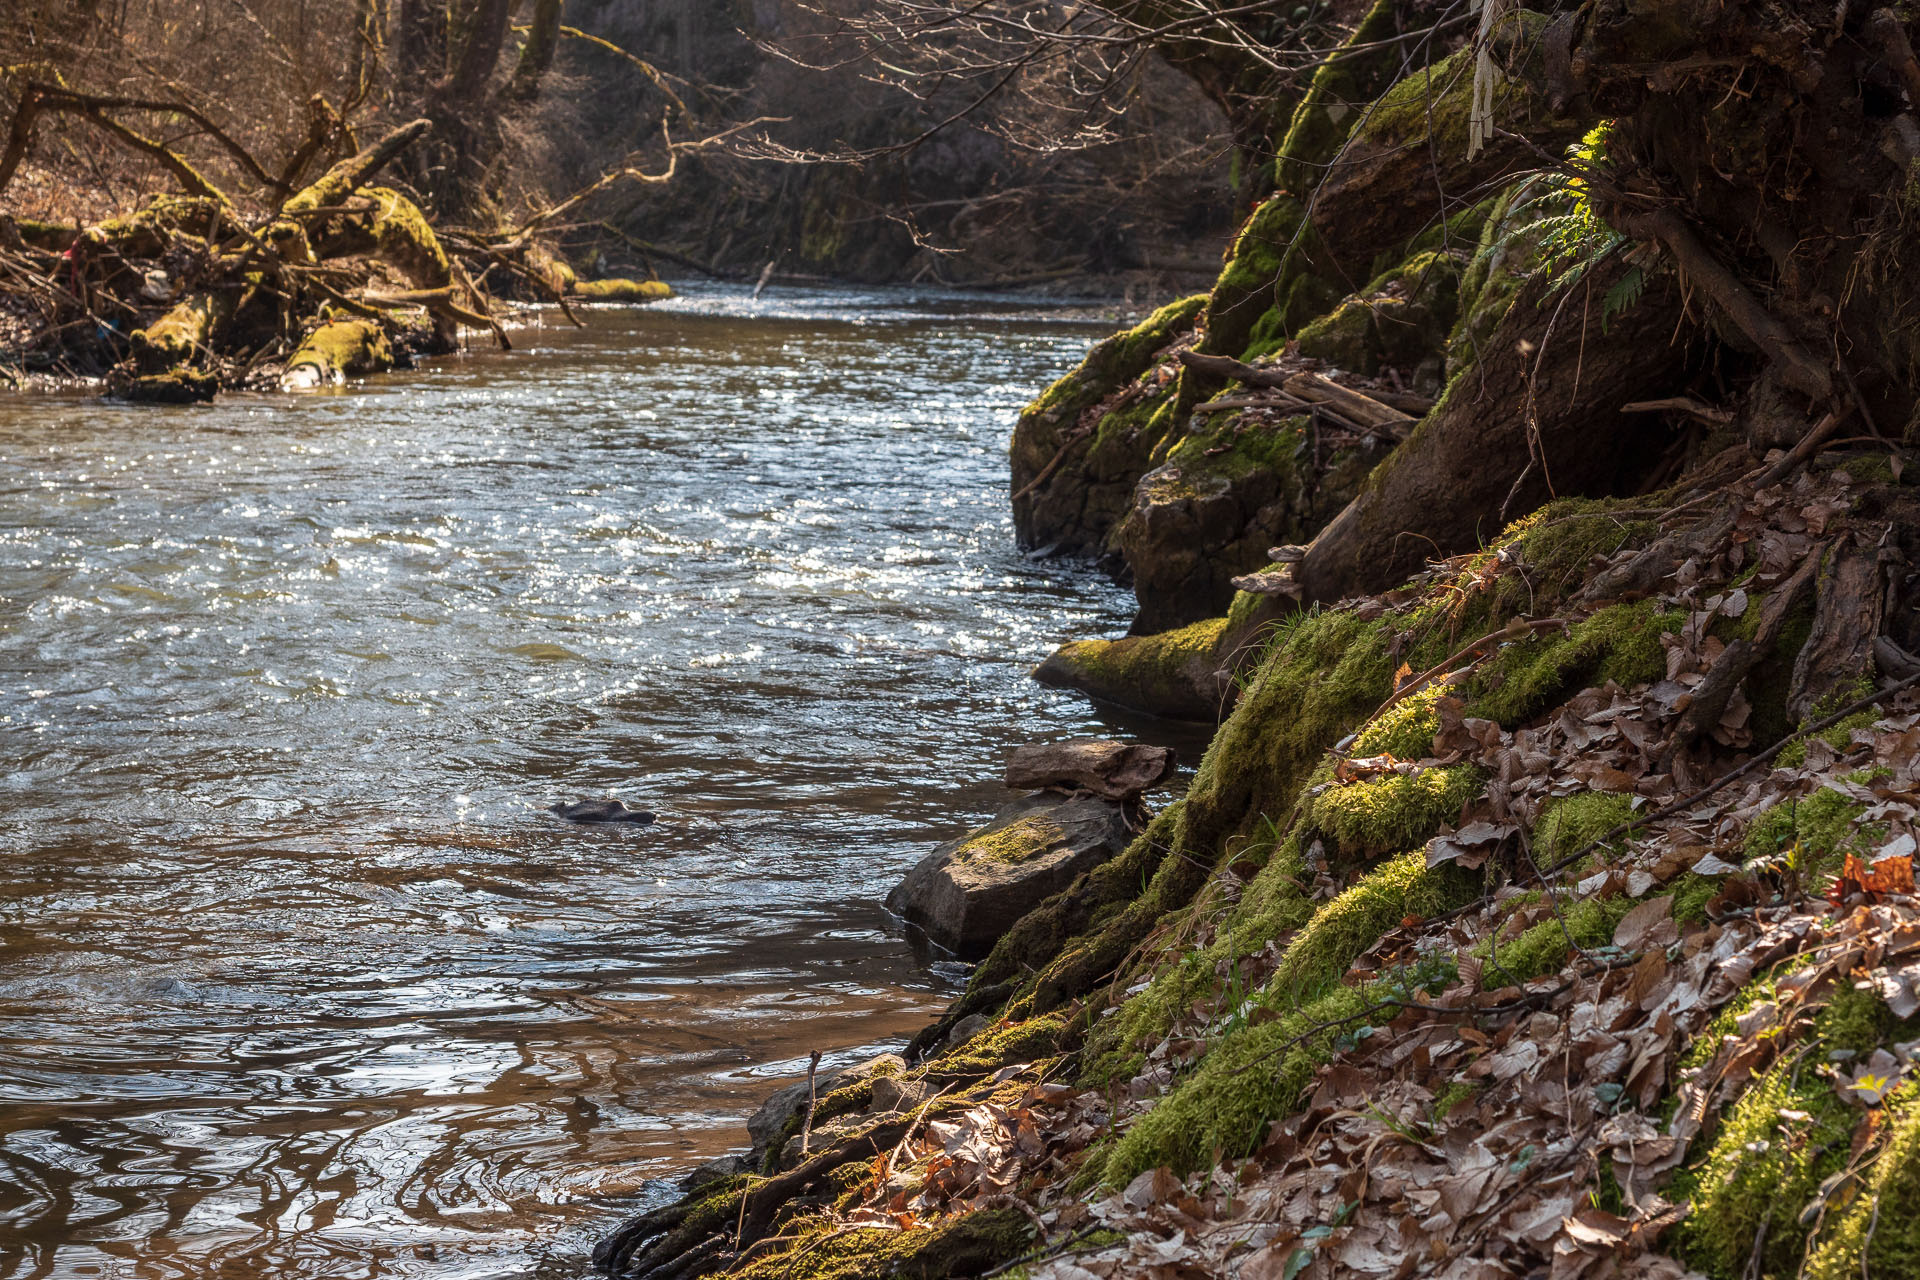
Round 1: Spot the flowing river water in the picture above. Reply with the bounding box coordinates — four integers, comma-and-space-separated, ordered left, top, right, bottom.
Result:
0, 289, 1192, 1278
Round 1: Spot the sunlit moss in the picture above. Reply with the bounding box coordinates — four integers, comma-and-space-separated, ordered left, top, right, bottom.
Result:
1804, 1087, 1920, 1280
1307, 763, 1485, 861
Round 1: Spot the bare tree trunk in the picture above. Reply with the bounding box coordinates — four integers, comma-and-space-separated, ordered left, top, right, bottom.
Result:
446, 0, 511, 104
506, 0, 563, 103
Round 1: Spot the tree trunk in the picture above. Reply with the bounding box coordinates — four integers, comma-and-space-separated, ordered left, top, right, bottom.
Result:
1294, 265, 1694, 603
446, 0, 512, 104
507, 0, 564, 104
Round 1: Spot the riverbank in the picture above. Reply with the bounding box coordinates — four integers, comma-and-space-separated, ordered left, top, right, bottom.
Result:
589, 0, 1920, 1272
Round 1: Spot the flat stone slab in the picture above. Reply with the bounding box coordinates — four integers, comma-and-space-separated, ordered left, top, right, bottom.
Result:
885, 793, 1133, 958
1004, 738, 1176, 799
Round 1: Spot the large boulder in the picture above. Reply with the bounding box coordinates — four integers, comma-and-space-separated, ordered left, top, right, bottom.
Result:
886, 794, 1133, 958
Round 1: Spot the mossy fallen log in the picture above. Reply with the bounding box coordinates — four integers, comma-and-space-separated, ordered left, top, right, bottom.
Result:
281, 319, 395, 389
572, 277, 671, 302
129, 291, 233, 375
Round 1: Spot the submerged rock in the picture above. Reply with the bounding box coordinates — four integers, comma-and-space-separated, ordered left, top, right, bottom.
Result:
547, 799, 656, 824
885, 793, 1133, 958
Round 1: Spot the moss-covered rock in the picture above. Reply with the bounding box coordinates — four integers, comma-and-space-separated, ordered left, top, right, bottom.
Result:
1035, 615, 1234, 722
1010, 295, 1206, 555
1112, 406, 1388, 630
1296, 249, 1463, 389
885, 794, 1134, 959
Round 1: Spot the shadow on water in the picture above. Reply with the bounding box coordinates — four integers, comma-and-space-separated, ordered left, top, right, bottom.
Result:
0, 285, 1188, 1277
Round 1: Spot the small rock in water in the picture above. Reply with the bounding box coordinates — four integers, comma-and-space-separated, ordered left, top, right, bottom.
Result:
548, 799, 656, 824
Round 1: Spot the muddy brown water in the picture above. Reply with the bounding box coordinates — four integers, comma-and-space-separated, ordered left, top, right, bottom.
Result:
0, 288, 1209, 1278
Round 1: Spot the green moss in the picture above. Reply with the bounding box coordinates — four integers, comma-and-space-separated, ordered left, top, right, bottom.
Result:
1266, 850, 1478, 1001
1021, 294, 1206, 428
930, 1013, 1069, 1077
1675, 1064, 1858, 1278
1018, 612, 1396, 1019
574, 277, 672, 302
1294, 249, 1463, 376
1671, 873, 1718, 925
1816, 983, 1900, 1060
1466, 600, 1682, 726
1533, 792, 1637, 865
1307, 764, 1485, 861
1272, 0, 1402, 196
1777, 708, 1881, 768
1035, 617, 1230, 721
130, 291, 232, 374
1434, 1080, 1478, 1123
1160, 412, 1309, 483
362, 187, 451, 288
284, 318, 394, 386
1401, 501, 1663, 671
1804, 1089, 1920, 1280
733, 1208, 1033, 1280
1352, 683, 1450, 759
956, 816, 1068, 867
1201, 195, 1310, 361
1103, 985, 1371, 1183
1476, 895, 1634, 986
1745, 790, 1880, 882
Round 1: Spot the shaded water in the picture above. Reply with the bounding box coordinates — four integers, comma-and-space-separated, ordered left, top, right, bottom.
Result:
0, 288, 1175, 1278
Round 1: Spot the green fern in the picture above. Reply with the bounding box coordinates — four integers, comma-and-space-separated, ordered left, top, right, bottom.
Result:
1529, 122, 1640, 320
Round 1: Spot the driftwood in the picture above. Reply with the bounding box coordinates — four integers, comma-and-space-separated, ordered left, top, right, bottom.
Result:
1005, 740, 1177, 800
1177, 350, 1416, 438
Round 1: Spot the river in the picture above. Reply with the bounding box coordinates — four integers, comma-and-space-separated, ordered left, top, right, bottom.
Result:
0, 288, 1179, 1278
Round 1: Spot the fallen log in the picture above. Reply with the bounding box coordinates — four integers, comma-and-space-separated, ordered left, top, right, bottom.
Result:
281, 319, 394, 389
573, 277, 672, 302
129, 292, 232, 375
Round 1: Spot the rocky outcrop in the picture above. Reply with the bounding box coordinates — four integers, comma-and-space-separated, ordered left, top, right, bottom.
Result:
1009, 294, 1204, 556
1113, 403, 1391, 631
885, 792, 1134, 957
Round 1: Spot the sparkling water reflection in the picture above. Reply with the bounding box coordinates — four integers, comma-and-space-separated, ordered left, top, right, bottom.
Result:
0, 287, 1179, 1277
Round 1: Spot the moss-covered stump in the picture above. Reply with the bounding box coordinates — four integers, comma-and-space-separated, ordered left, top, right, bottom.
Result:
282, 319, 396, 389
1114, 404, 1390, 631
885, 793, 1133, 958
573, 277, 672, 303
1009, 294, 1204, 556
